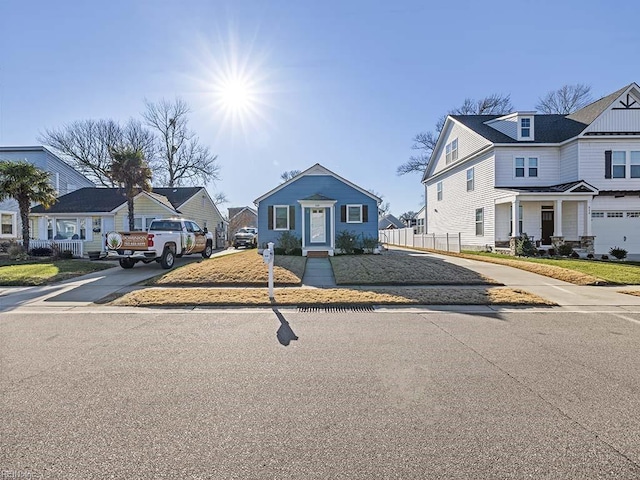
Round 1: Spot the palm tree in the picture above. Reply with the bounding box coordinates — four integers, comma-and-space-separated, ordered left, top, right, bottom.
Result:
109, 147, 153, 231
0, 160, 58, 252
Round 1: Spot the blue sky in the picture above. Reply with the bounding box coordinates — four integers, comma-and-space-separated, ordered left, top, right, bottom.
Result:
1, 0, 638, 217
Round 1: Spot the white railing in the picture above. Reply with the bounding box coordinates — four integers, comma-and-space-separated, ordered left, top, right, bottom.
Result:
22, 239, 85, 258
379, 228, 461, 253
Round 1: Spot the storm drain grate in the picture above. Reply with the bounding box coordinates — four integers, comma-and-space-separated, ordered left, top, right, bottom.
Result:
298, 305, 375, 313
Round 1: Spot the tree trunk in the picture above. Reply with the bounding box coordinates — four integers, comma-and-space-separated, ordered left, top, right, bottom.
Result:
128, 199, 135, 231
18, 196, 30, 252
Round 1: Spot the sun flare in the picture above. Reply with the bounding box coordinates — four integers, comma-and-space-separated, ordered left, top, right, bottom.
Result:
216, 75, 255, 114
187, 28, 277, 140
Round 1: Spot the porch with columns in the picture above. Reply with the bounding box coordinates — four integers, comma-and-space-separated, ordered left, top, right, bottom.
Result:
495, 194, 595, 255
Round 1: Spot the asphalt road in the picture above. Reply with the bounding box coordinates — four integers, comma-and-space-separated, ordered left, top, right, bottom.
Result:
2, 308, 640, 479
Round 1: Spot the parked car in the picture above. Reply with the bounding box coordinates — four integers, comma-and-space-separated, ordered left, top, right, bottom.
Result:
233, 227, 258, 249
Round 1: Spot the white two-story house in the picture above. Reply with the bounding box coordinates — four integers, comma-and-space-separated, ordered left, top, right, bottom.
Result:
0, 146, 94, 242
422, 83, 640, 257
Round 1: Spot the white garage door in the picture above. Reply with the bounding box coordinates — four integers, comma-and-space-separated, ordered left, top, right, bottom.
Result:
592, 211, 640, 255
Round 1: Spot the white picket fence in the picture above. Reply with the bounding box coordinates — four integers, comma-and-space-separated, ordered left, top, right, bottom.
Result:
22, 239, 85, 258
379, 228, 461, 253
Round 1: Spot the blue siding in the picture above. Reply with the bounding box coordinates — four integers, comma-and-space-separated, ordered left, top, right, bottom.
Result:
256, 174, 378, 249
0, 147, 94, 195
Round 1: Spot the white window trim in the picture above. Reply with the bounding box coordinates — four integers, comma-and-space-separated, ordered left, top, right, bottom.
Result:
346, 204, 363, 223
445, 138, 458, 164
273, 205, 290, 230
514, 156, 539, 178
475, 208, 484, 236
436, 182, 443, 201
0, 211, 17, 238
466, 167, 474, 191
518, 116, 534, 141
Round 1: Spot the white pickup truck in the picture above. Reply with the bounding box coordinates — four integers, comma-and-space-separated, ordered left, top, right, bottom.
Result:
105, 218, 214, 269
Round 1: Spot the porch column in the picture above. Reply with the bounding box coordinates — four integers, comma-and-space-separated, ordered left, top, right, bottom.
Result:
586, 198, 592, 236
301, 207, 306, 250
555, 200, 563, 237
511, 199, 520, 236
330, 205, 335, 250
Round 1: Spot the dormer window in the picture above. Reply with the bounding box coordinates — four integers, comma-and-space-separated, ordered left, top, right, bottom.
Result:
517, 116, 534, 141
445, 138, 458, 164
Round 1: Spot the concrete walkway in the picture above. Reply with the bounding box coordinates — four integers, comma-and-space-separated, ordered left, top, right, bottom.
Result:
301, 257, 337, 287
391, 246, 640, 307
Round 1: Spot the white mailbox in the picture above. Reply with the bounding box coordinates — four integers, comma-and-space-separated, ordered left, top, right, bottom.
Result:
262, 249, 271, 264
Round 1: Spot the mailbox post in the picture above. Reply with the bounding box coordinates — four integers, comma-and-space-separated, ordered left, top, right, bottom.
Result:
263, 242, 275, 299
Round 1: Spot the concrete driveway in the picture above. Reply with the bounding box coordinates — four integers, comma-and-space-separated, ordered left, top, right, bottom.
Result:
0, 248, 241, 313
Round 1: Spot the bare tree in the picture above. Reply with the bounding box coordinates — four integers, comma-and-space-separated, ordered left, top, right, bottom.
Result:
368, 189, 390, 218
399, 211, 417, 226
398, 94, 513, 176
280, 170, 302, 183
535, 84, 592, 114
39, 118, 155, 187
143, 98, 220, 187
39, 119, 122, 186
212, 191, 228, 206
397, 131, 439, 176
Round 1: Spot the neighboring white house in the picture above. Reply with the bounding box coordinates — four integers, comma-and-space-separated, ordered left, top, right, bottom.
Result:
0, 146, 94, 242
422, 83, 640, 256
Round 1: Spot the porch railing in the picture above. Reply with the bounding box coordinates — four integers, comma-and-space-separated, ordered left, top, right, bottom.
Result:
20, 239, 84, 258
379, 229, 461, 253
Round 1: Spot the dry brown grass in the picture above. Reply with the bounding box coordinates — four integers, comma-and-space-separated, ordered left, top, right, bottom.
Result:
150, 250, 306, 286
620, 290, 640, 297
112, 286, 554, 307
330, 250, 499, 285
402, 247, 602, 286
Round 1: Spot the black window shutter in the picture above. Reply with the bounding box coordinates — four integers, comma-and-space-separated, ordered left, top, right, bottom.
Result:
362, 205, 368, 222
289, 205, 295, 230
605, 150, 612, 179
268, 206, 273, 230
340, 205, 346, 222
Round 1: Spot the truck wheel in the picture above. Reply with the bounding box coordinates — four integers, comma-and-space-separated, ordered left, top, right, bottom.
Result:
160, 247, 175, 269
202, 241, 213, 258
119, 258, 136, 269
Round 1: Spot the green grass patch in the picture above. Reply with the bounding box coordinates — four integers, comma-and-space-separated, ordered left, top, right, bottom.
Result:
464, 251, 640, 285
0, 260, 113, 286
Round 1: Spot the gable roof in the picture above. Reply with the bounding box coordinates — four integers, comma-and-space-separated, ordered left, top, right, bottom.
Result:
566, 84, 632, 125
254, 163, 381, 205
0, 145, 94, 187
378, 214, 404, 229
228, 206, 258, 221
30, 187, 204, 214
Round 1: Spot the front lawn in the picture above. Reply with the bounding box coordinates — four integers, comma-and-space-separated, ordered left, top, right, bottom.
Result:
329, 250, 499, 285
0, 260, 114, 286
112, 286, 554, 307
463, 251, 640, 285
151, 249, 306, 286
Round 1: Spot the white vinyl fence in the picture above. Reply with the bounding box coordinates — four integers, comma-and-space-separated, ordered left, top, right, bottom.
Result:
379, 228, 461, 253
22, 239, 84, 258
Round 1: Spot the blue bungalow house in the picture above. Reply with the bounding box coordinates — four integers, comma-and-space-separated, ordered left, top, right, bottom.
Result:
254, 164, 381, 256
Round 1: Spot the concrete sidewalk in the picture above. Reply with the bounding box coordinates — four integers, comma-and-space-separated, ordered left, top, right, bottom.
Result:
391, 246, 640, 307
